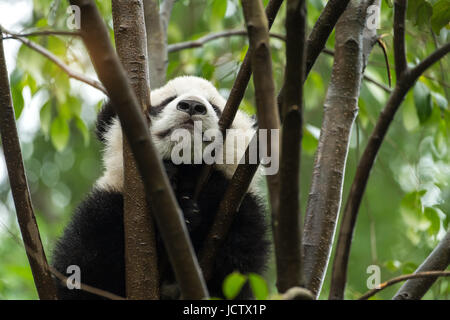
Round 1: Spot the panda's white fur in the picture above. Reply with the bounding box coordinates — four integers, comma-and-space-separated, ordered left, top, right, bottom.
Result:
96, 76, 262, 195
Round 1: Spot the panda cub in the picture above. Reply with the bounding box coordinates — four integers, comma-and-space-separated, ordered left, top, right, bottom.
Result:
52, 76, 269, 299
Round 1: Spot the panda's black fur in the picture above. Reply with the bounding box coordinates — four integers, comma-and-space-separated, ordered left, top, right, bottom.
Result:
51, 76, 269, 299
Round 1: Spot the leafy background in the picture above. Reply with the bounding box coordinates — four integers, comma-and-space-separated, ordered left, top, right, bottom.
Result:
0, 0, 449, 299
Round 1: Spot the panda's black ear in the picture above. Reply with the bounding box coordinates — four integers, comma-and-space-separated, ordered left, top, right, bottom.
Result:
96, 101, 117, 143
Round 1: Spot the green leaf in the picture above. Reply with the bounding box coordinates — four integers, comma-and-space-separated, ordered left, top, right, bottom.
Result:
402, 92, 420, 131
222, 272, 247, 300
431, 0, 450, 34
431, 92, 448, 110
413, 81, 433, 123
401, 191, 430, 231
302, 124, 319, 155
50, 116, 70, 152
248, 273, 268, 300
402, 262, 418, 275
407, 0, 433, 28
424, 207, 441, 235
11, 84, 25, 119
385, 260, 401, 272
10, 69, 25, 119
40, 100, 53, 137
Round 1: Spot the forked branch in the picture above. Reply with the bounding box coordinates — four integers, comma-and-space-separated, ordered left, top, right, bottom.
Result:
331, 41, 450, 300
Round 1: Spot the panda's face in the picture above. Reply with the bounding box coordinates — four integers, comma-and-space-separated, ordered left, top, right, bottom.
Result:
149, 76, 224, 133
148, 76, 227, 160
96, 76, 259, 193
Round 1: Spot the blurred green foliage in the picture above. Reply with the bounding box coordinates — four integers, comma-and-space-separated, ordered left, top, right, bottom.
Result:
0, 0, 449, 300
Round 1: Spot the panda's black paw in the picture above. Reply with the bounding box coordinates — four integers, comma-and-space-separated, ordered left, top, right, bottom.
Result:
178, 195, 201, 232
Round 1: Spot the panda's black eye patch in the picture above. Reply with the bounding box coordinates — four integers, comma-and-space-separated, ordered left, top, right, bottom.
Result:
149, 96, 177, 116
210, 103, 222, 117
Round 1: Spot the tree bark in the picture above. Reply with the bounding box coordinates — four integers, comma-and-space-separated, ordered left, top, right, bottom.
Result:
303, 0, 378, 299
276, 0, 306, 293
393, 0, 407, 78
0, 32, 57, 300
242, 0, 281, 287
111, 0, 159, 300
144, 0, 174, 88
69, 0, 208, 299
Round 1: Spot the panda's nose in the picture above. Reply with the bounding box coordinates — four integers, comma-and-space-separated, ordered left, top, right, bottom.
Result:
176, 100, 207, 116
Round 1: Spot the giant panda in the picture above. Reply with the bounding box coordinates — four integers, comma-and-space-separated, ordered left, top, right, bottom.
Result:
51, 76, 270, 299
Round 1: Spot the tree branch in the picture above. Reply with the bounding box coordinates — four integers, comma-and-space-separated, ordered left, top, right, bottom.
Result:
0, 31, 57, 300
393, 0, 407, 78
359, 271, 450, 300
167, 29, 285, 53
160, 0, 176, 34
276, 0, 306, 293
1, 29, 106, 94
303, 0, 378, 299
393, 230, 450, 300
199, 134, 259, 281
111, 0, 159, 300
193, 0, 283, 200
304, 0, 351, 75
144, 0, 171, 88
242, 0, 281, 280
2, 29, 80, 38
330, 41, 450, 300
69, 0, 208, 299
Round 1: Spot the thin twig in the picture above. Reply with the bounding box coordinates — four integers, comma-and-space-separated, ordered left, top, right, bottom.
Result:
376, 38, 392, 88
2, 29, 106, 94
359, 271, 450, 300
2, 29, 80, 38
167, 29, 285, 53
